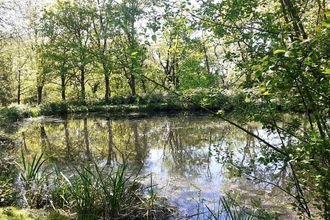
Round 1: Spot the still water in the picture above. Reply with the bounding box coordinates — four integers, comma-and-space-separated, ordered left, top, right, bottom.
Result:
2, 113, 290, 218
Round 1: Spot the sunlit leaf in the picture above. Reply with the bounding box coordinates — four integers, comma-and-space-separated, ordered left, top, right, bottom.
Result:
322, 21, 330, 28
131, 51, 138, 56
273, 49, 286, 55
322, 68, 330, 75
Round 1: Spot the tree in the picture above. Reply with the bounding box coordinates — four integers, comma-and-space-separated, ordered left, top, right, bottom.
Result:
112, 0, 147, 99
90, 0, 116, 103
45, 0, 94, 103
197, 0, 330, 217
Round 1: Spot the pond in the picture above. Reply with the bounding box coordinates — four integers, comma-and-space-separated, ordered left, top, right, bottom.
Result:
1, 113, 292, 219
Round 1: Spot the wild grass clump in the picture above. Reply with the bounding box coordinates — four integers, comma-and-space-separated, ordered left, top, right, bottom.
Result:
52, 163, 173, 219
192, 195, 279, 220
11, 152, 174, 219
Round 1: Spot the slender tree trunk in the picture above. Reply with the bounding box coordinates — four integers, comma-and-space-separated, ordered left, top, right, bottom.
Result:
17, 70, 21, 104
37, 86, 43, 105
203, 45, 211, 75
80, 66, 86, 103
104, 73, 110, 104
141, 78, 147, 94
130, 75, 136, 98
61, 75, 66, 101
281, 0, 307, 39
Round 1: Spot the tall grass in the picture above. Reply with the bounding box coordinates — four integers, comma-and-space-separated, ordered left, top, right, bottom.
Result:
192, 194, 278, 220
18, 151, 46, 183
16, 152, 49, 208
54, 162, 170, 219
12, 152, 173, 219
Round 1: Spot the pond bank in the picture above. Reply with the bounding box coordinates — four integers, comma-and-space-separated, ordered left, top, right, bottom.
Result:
0, 102, 222, 123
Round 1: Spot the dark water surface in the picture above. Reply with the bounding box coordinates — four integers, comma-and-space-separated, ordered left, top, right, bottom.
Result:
1, 113, 291, 218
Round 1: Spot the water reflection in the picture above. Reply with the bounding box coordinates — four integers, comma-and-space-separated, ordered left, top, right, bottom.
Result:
3, 114, 291, 218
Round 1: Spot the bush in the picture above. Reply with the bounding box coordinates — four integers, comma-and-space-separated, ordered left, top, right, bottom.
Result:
181, 88, 229, 110
0, 104, 40, 121
40, 102, 68, 115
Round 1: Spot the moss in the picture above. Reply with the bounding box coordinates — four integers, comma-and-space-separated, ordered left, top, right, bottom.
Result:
0, 207, 72, 220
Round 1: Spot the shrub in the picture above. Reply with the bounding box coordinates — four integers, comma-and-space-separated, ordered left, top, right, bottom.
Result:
40, 102, 68, 115
0, 104, 40, 121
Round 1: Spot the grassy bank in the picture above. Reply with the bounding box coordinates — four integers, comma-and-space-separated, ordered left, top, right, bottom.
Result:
0, 92, 256, 122
0, 102, 192, 122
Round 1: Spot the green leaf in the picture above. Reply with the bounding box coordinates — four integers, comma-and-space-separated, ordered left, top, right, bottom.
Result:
131, 51, 138, 56
324, 10, 330, 17
151, 35, 157, 42
322, 68, 330, 75
273, 49, 286, 55
254, 71, 262, 78
322, 21, 330, 28
263, 91, 270, 95
259, 86, 267, 92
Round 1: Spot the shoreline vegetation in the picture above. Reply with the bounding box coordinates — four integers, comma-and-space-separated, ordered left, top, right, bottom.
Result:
0, 93, 236, 122
0, 151, 176, 220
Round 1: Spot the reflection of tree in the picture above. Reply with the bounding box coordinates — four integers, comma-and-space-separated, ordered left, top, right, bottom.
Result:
130, 121, 148, 168
162, 121, 209, 177
240, 126, 257, 169
64, 121, 72, 160
40, 123, 50, 149
106, 119, 114, 165
83, 118, 92, 161
22, 131, 28, 152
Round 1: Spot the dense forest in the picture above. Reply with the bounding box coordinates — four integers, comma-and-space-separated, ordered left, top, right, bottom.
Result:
0, 0, 329, 219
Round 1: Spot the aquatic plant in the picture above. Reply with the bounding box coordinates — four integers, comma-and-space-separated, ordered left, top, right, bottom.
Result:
53, 162, 172, 219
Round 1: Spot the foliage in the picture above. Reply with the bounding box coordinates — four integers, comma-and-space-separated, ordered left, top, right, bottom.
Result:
0, 104, 40, 121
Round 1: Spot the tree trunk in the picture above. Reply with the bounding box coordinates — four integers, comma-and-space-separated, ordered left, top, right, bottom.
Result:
141, 78, 147, 94
80, 66, 86, 103
129, 75, 136, 98
104, 73, 111, 104
61, 75, 66, 101
282, 0, 307, 39
17, 70, 21, 104
37, 86, 43, 105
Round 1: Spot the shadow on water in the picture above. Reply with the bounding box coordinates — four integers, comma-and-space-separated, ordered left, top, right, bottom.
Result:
2, 113, 293, 219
